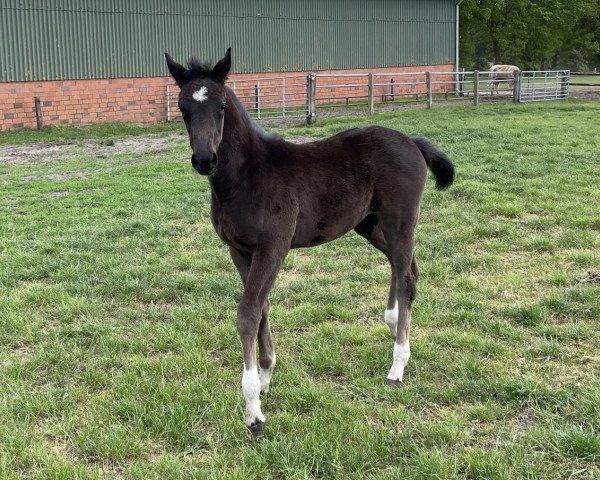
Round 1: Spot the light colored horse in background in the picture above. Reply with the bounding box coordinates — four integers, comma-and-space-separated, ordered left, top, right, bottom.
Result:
488, 65, 520, 95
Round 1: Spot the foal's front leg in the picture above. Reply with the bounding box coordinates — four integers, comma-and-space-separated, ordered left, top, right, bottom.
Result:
234, 246, 286, 439
229, 248, 276, 393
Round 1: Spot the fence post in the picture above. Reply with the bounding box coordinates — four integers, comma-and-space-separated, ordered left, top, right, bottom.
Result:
426, 72, 432, 109
390, 78, 395, 101
368, 73, 374, 114
473, 71, 479, 106
561, 70, 569, 98
34, 96, 43, 130
513, 70, 521, 102
306, 73, 316, 124
255, 83, 261, 119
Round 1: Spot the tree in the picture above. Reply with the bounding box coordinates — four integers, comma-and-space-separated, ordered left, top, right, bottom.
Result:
554, 0, 600, 70
459, 0, 600, 71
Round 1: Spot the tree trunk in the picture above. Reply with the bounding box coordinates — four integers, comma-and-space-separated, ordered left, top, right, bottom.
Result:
492, 38, 502, 64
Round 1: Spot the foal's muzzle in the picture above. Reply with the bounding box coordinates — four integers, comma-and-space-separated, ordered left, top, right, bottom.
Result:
191, 153, 217, 175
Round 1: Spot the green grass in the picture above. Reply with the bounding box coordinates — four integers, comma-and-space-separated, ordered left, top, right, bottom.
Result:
1, 100, 599, 479
570, 75, 600, 85
0, 122, 182, 146
569, 75, 600, 95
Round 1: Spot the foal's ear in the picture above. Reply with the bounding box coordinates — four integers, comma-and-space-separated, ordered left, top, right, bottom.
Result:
212, 47, 231, 84
165, 53, 187, 87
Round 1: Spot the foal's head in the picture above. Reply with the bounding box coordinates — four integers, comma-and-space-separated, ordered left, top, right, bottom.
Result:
165, 48, 232, 175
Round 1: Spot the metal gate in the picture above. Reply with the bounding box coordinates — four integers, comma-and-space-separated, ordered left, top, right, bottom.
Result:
518, 70, 570, 102
166, 76, 308, 122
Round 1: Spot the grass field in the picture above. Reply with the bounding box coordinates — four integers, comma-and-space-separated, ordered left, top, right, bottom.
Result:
1, 101, 599, 479
569, 75, 600, 98
570, 75, 600, 87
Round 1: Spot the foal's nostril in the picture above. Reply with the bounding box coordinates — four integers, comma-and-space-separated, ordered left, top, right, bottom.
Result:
191, 153, 217, 175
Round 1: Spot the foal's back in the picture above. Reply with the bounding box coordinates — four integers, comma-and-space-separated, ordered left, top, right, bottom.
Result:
264, 126, 426, 179
259, 126, 429, 248
268, 125, 429, 206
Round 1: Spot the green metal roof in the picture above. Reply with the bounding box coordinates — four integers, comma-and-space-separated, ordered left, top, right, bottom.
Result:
0, 0, 456, 82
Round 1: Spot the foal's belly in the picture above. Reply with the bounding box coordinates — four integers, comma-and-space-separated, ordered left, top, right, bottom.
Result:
290, 180, 373, 248
290, 203, 370, 248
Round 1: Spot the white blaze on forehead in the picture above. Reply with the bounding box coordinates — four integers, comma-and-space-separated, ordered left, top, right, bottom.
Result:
192, 86, 208, 102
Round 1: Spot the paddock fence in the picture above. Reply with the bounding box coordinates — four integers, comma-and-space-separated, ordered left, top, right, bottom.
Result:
568, 72, 600, 98
518, 71, 570, 102
166, 69, 572, 124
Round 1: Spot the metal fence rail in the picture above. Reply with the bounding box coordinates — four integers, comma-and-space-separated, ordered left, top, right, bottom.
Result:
167, 75, 309, 122
231, 75, 308, 119
166, 70, 572, 123
519, 70, 569, 102
373, 72, 428, 104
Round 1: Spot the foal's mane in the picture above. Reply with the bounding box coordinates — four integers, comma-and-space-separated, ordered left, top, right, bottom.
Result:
184, 58, 214, 81
225, 86, 281, 141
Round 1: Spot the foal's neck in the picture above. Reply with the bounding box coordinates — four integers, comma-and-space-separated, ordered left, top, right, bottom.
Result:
221, 90, 269, 163
211, 88, 265, 202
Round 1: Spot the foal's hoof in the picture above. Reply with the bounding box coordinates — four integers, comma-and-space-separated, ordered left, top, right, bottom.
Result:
248, 421, 265, 440
386, 378, 403, 388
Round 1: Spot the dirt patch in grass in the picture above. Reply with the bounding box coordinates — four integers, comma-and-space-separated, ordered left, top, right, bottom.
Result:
23, 172, 88, 182
46, 190, 71, 199
0, 134, 180, 166
0, 130, 322, 168
287, 135, 325, 144
577, 271, 600, 284
570, 90, 600, 100
513, 410, 537, 434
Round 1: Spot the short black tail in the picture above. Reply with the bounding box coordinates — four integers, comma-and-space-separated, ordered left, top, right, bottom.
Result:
412, 137, 455, 190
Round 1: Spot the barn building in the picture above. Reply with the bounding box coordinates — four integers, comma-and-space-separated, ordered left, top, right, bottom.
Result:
0, 0, 462, 131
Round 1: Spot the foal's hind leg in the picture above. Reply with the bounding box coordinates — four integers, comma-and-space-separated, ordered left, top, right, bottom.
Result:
355, 218, 398, 337
384, 274, 398, 339
385, 255, 419, 342
355, 217, 418, 385
382, 222, 419, 386
257, 300, 276, 393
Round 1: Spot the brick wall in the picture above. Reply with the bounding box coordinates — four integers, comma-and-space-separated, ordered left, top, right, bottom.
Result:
0, 77, 170, 131
0, 64, 454, 131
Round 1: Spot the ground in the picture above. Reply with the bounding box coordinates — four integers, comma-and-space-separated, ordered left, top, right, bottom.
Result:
1, 101, 599, 479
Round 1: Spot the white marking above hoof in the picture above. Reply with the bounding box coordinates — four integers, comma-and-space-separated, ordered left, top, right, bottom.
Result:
386, 341, 410, 383
242, 365, 265, 426
192, 86, 208, 102
384, 301, 398, 338
259, 354, 276, 393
